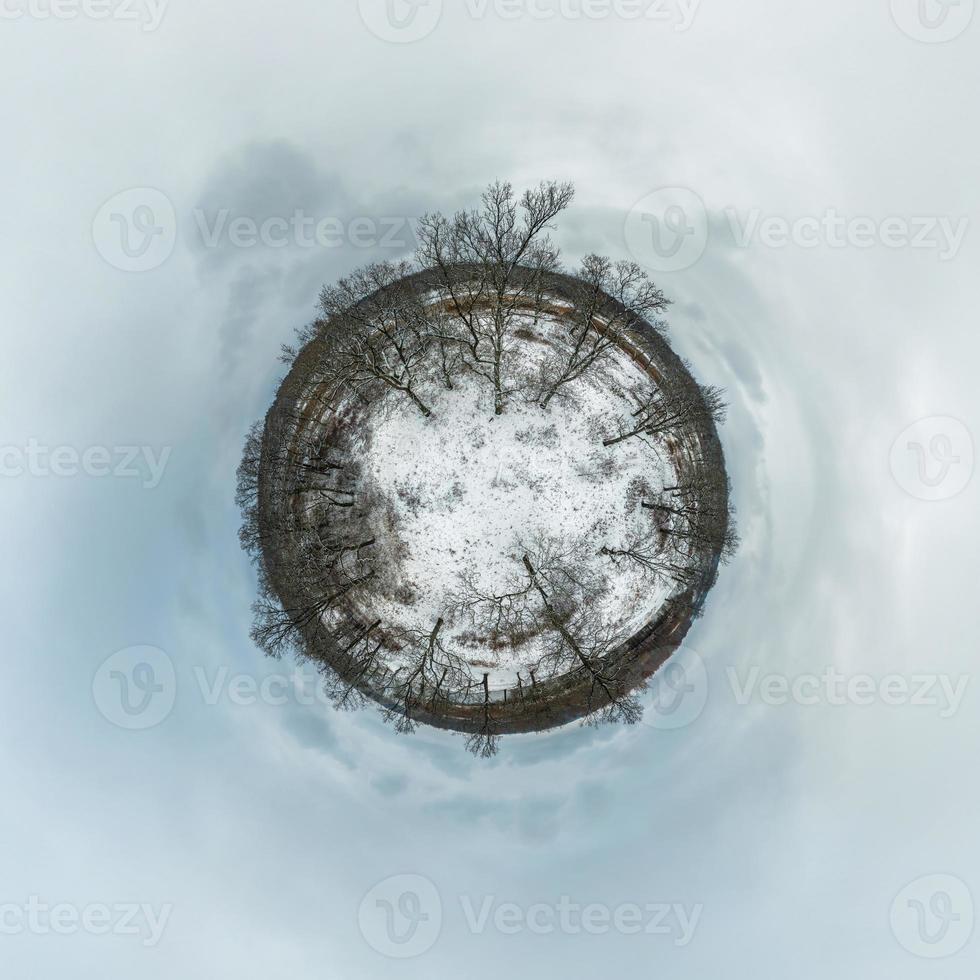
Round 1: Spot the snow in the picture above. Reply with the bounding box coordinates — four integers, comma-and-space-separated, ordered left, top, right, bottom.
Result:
349, 317, 681, 690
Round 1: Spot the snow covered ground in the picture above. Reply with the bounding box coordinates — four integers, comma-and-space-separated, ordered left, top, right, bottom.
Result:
354, 320, 680, 689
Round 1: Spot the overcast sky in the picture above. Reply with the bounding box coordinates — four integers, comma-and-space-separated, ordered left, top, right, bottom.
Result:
2, 1, 979, 977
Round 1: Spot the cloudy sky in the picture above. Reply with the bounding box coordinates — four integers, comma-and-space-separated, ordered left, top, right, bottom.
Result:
2, 1, 978, 976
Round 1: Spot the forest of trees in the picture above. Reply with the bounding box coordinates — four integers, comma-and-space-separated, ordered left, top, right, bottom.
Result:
238, 180, 736, 757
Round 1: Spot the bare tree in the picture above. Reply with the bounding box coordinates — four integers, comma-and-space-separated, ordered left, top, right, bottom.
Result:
453, 537, 636, 725
250, 562, 378, 661
435, 323, 464, 391
449, 535, 597, 648
602, 471, 738, 593
651, 473, 739, 565
603, 383, 727, 447
600, 535, 700, 591
291, 466, 358, 509
465, 672, 501, 758
317, 261, 435, 417
449, 569, 536, 644
250, 513, 379, 662
521, 553, 640, 725
324, 618, 387, 711
537, 256, 669, 409
382, 618, 470, 734
416, 180, 575, 414
236, 421, 265, 560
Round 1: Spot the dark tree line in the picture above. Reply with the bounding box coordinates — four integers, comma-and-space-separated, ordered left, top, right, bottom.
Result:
317, 261, 435, 418
451, 538, 642, 729
602, 470, 738, 593
417, 179, 574, 415
603, 382, 727, 447
278, 179, 672, 421
237, 178, 736, 757
536, 255, 669, 410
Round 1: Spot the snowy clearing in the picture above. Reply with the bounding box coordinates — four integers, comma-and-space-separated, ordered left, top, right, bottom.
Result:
349, 318, 679, 689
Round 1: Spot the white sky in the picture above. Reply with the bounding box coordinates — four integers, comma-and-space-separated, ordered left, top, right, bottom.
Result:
1, 1, 978, 977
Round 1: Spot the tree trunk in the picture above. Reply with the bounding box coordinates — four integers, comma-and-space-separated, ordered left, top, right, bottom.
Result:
405, 387, 433, 418
602, 427, 643, 447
